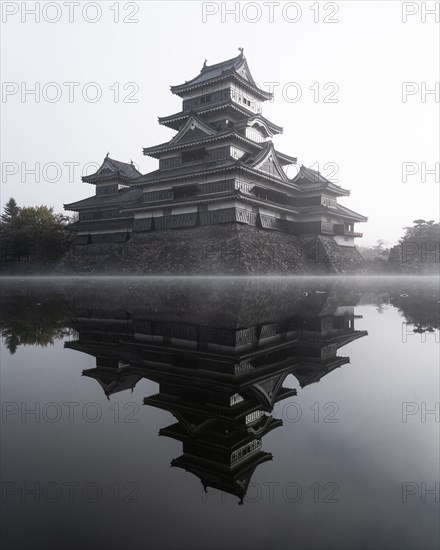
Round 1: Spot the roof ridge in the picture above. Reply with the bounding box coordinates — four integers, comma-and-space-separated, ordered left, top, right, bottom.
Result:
200, 52, 243, 73
107, 156, 141, 172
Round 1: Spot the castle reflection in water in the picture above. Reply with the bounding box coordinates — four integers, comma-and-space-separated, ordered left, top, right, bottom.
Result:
62, 281, 368, 503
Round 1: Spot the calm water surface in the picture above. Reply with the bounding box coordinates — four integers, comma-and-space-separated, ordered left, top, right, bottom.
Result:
1, 277, 439, 550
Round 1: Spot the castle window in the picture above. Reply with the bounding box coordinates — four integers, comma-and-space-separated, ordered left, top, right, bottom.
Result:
230, 393, 244, 406
181, 148, 206, 163
79, 211, 94, 221
207, 147, 228, 160
173, 184, 198, 199
79, 209, 120, 221
245, 411, 263, 424
160, 156, 181, 170
96, 184, 118, 196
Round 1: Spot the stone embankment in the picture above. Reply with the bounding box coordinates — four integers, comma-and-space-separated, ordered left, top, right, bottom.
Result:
54, 224, 365, 275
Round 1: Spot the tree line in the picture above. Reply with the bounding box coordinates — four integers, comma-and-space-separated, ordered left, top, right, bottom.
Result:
0, 198, 73, 263
357, 219, 439, 272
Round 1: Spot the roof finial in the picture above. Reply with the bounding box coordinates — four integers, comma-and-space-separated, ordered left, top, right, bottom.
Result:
202, 58, 207, 71
238, 46, 244, 56
130, 158, 133, 165
106, 151, 109, 158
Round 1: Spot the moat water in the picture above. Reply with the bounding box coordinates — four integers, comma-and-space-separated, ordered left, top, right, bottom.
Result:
1, 277, 439, 550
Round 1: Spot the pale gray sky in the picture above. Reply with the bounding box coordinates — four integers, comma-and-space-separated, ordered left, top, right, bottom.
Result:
1, 0, 439, 245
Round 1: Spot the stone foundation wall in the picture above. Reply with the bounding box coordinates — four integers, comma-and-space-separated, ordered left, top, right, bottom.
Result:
299, 234, 365, 273
56, 224, 364, 274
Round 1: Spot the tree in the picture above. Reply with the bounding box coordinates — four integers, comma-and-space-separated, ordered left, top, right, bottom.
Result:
388, 219, 440, 272
1, 198, 20, 223
400, 219, 438, 245
372, 239, 390, 260
357, 239, 390, 263
0, 202, 73, 263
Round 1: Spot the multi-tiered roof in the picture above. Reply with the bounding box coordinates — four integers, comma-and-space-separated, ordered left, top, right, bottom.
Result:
65, 50, 367, 248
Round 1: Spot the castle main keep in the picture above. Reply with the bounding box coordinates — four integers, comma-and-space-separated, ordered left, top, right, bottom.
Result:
64, 50, 367, 274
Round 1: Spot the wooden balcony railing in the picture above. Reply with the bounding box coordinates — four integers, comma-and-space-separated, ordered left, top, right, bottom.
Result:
333, 224, 363, 238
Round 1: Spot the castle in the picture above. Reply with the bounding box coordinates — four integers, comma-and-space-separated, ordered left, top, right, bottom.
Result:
64, 50, 367, 274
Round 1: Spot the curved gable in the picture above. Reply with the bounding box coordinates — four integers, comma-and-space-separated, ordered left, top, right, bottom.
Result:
169, 115, 217, 145
246, 142, 289, 182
